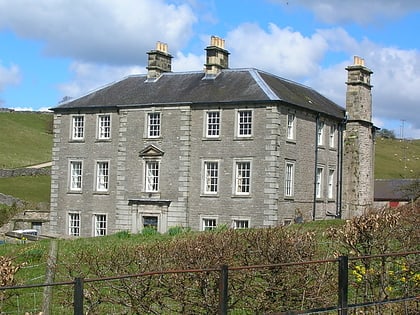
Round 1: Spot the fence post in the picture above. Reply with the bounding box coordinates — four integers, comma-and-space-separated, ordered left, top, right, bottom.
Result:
338, 256, 348, 315
42, 239, 58, 315
74, 277, 84, 315
219, 264, 228, 315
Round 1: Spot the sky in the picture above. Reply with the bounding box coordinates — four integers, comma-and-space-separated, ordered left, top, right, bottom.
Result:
1, 0, 420, 139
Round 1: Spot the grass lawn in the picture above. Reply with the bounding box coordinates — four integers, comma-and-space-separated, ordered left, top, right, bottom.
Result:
0, 112, 53, 169
375, 138, 420, 178
0, 175, 51, 205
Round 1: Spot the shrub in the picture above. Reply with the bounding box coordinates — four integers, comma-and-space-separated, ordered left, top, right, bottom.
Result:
167, 226, 190, 236
115, 230, 131, 239
56, 226, 336, 314
326, 200, 420, 314
141, 227, 158, 236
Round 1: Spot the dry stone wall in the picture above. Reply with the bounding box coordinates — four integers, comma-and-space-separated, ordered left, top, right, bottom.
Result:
0, 167, 50, 178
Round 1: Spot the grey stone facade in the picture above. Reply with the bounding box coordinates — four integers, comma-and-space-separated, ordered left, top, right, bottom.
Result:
49, 38, 374, 237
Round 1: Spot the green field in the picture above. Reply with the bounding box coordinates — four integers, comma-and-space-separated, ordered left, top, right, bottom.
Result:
0, 175, 51, 205
375, 137, 420, 179
0, 112, 53, 169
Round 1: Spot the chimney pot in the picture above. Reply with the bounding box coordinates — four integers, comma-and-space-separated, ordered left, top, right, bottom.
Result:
353, 56, 365, 66
156, 41, 168, 53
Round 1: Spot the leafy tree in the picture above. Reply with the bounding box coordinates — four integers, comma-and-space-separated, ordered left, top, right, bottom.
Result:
399, 177, 420, 201
377, 128, 396, 139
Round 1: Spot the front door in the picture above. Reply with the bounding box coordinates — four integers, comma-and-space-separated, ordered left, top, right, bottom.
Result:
142, 215, 158, 230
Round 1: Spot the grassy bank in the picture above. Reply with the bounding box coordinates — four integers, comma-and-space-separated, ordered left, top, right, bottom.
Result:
0, 112, 53, 169
0, 175, 51, 205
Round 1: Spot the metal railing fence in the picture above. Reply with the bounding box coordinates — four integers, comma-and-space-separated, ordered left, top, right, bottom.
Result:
0, 251, 418, 314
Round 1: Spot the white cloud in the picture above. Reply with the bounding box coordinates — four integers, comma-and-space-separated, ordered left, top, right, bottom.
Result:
0, 62, 21, 107
0, 62, 21, 91
173, 51, 204, 72
58, 62, 144, 101
0, 0, 197, 65
275, 0, 420, 24
226, 23, 328, 79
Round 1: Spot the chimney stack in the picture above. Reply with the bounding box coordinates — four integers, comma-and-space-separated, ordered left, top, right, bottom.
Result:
342, 56, 375, 219
147, 41, 173, 80
204, 36, 229, 76
345, 55, 373, 122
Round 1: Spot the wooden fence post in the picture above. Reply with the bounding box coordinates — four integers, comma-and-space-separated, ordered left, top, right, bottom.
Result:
338, 256, 349, 315
74, 277, 84, 315
42, 239, 58, 315
219, 264, 228, 315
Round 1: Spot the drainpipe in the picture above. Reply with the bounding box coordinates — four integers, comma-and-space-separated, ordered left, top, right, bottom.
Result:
312, 114, 320, 221
336, 120, 344, 218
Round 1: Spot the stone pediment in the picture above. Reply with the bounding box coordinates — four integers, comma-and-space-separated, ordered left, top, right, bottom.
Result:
139, 144, 164, 157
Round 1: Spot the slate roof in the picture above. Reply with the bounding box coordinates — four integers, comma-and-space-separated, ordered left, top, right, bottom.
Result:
52, 68, 345, 118
374, 179, 418, 201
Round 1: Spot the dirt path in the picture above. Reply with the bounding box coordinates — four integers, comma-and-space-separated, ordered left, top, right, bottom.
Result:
25, 161, 52, 169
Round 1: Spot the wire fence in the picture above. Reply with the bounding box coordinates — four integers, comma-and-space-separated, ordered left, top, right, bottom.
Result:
0, 251, 418, 314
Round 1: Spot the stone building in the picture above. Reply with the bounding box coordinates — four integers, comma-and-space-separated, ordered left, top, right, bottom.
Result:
49, 36, 375, 237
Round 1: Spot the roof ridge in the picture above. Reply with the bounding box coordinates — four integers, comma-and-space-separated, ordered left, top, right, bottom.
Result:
255, 69, 317, 91
248, 69, 280, 101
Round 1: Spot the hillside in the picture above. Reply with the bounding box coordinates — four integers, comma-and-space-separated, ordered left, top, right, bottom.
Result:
0, 111, 53, 168
375, 137, 420, 179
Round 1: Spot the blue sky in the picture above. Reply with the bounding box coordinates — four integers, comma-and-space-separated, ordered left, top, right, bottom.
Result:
1, 0, 420, 138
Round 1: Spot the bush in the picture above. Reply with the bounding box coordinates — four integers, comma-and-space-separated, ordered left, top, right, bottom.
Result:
141, 227, 158, 236
326, 200, 420, 314
167, 226, 190, 236
115, 230, 130, 239
0, 203, 21, 227
56, 226, 336, 313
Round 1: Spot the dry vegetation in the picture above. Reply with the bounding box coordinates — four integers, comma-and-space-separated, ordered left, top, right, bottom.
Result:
40, 201, 420, 313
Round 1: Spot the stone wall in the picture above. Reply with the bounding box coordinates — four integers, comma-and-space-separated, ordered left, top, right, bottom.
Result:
0, 193, 24, 207
0, 167, 51, 178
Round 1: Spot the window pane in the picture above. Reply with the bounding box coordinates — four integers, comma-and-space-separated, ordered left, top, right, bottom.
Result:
148, 113, 160, 137
96, 162, 109, 191
238, 110, 252, 136
207, 111, 220, 137
316, 167, 323, 198
98, 115, 111, 139
236, 162, 251, 194
329, 125, 336, 148
234, 220, 249, 229
317, 121, 324, 145
146, 161, 159, 192
95, 214, 107, 236
285, 162, 294, 197
204, 161, 218, 193
72, 116, 84, 139
328, 169, 335, 199
203, 218, 217, 231
287, 114, 295, 139
70, 161, 82, 191
69, 213, 80, 236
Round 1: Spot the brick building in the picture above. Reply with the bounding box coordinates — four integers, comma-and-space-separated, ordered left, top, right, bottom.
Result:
48, 36, 375, 237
